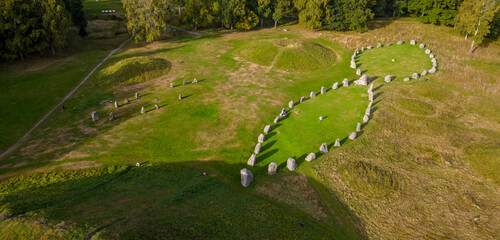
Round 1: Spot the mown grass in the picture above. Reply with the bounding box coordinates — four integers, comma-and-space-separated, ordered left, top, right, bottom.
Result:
83, 0, 124, 15
237, 40, 278, 65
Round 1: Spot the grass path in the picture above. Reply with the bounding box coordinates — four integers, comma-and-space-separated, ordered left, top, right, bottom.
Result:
0, 34, 135, 160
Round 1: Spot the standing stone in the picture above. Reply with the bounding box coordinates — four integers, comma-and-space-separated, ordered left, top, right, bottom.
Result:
397, 40, 404, 45
368, 84, 374, 93
431, 58, 437, 63
268, 162, 277, 175
183, 79, 187, 85
410, 40, 416, 45
429, 67, 437, 73
91, 111, 99, 121
332, 82, 339, 89
356, 69, 361, 75
178, 94, 182, 100
368, 91, 374, 101
355, 75, 370, 86
403, 77, 410, 82
319, 116, 325, 121
310, 91, 316, 98
425, 49, 431, 54
240, 168, 253, 187
247, 153, 256, 166
305, 153, 316, 162
321, 86, 326, 94
114, 101, 119, 108
141, 107, 145, 114
419, 43, 425, 49
392, 59, 396, 62
421, 70, 428, 76
155, 104, 159, 109
412, 73, 420, 79
289, 101, 294, 108
124, 98, 129, 104
135, 93, 140, 99
300, 96, 306, 102
274, 116, 280, 124
287, 158, 297, 171
258, 134, 265, 143
109, 112, 114, 120
280, 108, 287, 117
377, 43, 382, 48
365, 107, 371, 116
367, 46, 372, 50
429, 53, 435, 58
264, 125, 271, 133
433, 62, 438, 68
334, 139, 341, 147
170, 83, 174, 88
384, 75, 392, 83
356, 122, 361, 132
319, 143, 328, 154
343, 78, 349, 87
363, 115, 369, 123
361, 47, 365, 51
368, 101, 373, 109
385, 43, 392, 47
350, 60, 356, 69
193, 78, 198, 83
254, 143, 261, 154
349, 132, 357, 140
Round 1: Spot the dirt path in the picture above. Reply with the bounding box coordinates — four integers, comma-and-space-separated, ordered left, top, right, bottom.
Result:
0, 34, 135, 160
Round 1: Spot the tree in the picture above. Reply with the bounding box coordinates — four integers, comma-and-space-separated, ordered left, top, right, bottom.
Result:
62, 0, 87, 37
294, 0, 329, 29
342, 0, 374, 31
273, 0, 292, 28
122, 0, 172, 42
42, 0, 71, 55
185, 0, 213, 31
256, 0, 272, 28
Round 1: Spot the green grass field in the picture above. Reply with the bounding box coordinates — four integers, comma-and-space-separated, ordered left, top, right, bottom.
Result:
83, 0, 124, 15
0, 19, 499, 239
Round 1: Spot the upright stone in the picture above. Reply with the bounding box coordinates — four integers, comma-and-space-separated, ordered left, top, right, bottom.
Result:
363, 115, 369, 123
367, 46, 372, 50
135, 93, 139, 99
425, 49, 431, 54
397, 40, 403, 45
334, 139, 341, 147
421, 70, 428, 76
361, 47, 365, 51
368, 84, 374, 93
368, 101, 373, 109
310, 91, 316, 98
183, 79, 187, 85
385, 75, 392, 83
247, 153, 256, 166
365, 107, 371, 116
258, 134, 265, 143
377, 43, 382, 48
350, 60, 356, 69
343, 78, 349, 87
305, 153, 316, 162
429, 53, 435, 58
240, 168, 253, 187
369, 91, 374, 101
124, 98, 129, 104
300, 96, 306, 102
287, 158, 297, 171
155, 104, 159, 109
114, 101, 119, 108
170, 83, 174, 88
356, 69, 361, 75
385, 43, 392, 46
429, 67, 437, 73
268, 162, 277, 175
355, 75, 370, 86
356, 122, 361, 132
319, 143, 328, 154
141, 107, 145, 114
332, 82, 339, 89
289, 101, 294, 108
109, 112, 114, 120
321, 86, 326, 94
412, 73, 420, 79
349, 132, 357, 140
91, 111, 99, 121
431, 58, 437, 63
410, 40, 416, 45
264, 125, 271, 133
403, 77, 410, 82
419, 43, 425, 49
254, 143, 261, 154
193, 78, 198, 83
178, 94, 182, 100
274, 116, 280, 123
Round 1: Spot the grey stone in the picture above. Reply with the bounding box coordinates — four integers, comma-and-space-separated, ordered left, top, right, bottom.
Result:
141, 107, 145, 114
264, 125, 271, 133
422, 70, 428, 76
419, 43, 425, 49
319, 116, 325, 121
429, 53, 435, 58
240, 168, 253, 187
305, 152, 316, 162
368, 91, 374, 101
385, 75, 392, 83
178, 94, 182, 100
258, 134, 265, 143
321, 86, 326, 94
367, 46, 372, 50
368, 84, 374, 93
433, 62, 438, 67
300, 96, 306, 102
342, 78, 349, 87
429, 67, 437, 73
109, 112, 114, 120
431, 58, 437, 63
287, 158, 297, 171
310, 91, 316, 98
410, 40, 416, 45
193, 78, 198, 83
135, 93, 139, 98
412, 73, 420, 79
332, 82, 339, 89
377, 43, 382, 48
254, 143, 261, 154
392, 59, 396, 62
91, 111, 99, 122
403, 77, 410, 82
155, 104, 159, 109
365, 107, 371, 116
280, 108, 287, 118
114, 101, 119, 108
397, 40, 403, 45
356, 69, 361, 75
356, 122, 361, 132
363, 115, 369, 123
170, 83, 174, 88
349, 132, 357, 140
355, 75, 370, 86
350, 60, 356, 69
361, 47, 365, 51
320, 143, 328, 154
334, 139, 341, 147
425, 49, 431, 54
274, 116, 280, 123
289, 101, 294, 108
268, 162, 277, 175
385, 43, 392, 46
247, 153, 256, 166
368, 101, 373, 109
183, 79, 187, 85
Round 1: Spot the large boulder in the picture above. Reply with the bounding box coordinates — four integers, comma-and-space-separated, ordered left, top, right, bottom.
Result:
356, 69, 361, 76
342, 78, 349, 87
332, 82, 339, 89
287, 158, 297, 171
429, 67, 437, 73
367, 46, 372, 50
247, 153, 256, 166
354, 75, 370, 86
258, 134, 265, 143
135, 92, 140, 98
254, 143, 261, 154
365, 107, 371, 116
410, 40, 416, 45
363, 115, 369, 123
91, 111, 99, 122
350, 60, 356, 69
349, 132, 357, 140
368, 84, 374, 93
319, 143, 328, 154
422, 70, 428, 76
321, 86, 326, 94
274, 116, 279, 124
264, 125, 271, 133
310, 91, 316, 98
419, 43, 425, 49
384, 75, 392, 83
240, 168, 253, 187
300, 96, 306, 102
305, 152, 316, 162
412, 73, 420, 79
268, 162, 277, 175
368, 91, 374, 101
289, 101, 294, 108
397, 40, 404, 45
141, 107, 145, 114
425, 49, 431, 54
334, 139, 341, 147
356, 122, 361, 132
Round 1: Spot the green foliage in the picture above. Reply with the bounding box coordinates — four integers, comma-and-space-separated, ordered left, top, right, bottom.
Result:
185, 0, 214, 31
122, 0, 172, 42
62, 0, 88, 37
295, 0, 329, 29
272, 0, 292, 27
487, 10, 500, 38
42, 0, 71, 55
96, 57, 171, 86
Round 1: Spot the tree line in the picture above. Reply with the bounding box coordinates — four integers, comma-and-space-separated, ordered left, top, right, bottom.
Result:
0, 0, 87, 61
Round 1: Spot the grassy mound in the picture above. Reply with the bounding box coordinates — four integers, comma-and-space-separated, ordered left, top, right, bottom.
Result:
356, 44, 432, 81
339, 161, 402, 196
237, 39, 336, 72
396, 98, 435, 115
97, 57, 170, 86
